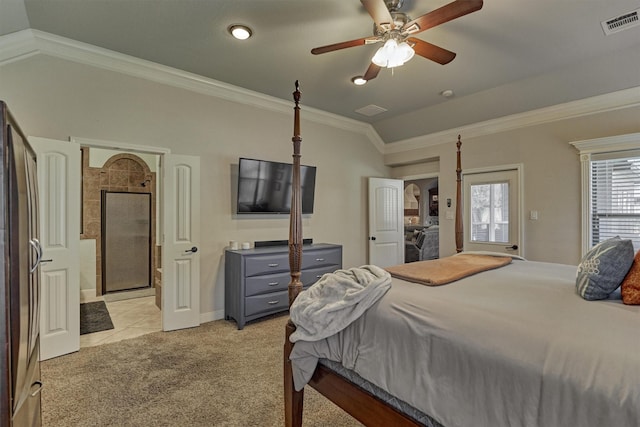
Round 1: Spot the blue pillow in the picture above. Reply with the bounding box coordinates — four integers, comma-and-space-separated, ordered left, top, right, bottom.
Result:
576, 237, 635, 300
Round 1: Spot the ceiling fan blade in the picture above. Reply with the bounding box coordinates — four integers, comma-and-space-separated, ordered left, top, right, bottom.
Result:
311, 37, 369, 55
363, 63, 381, 81
361, 0, 394, 29
402, 0, 483, 35
408, 38, 456, 65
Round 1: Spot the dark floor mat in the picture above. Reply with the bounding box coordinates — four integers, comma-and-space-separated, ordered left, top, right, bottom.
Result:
80, 301, 114, 335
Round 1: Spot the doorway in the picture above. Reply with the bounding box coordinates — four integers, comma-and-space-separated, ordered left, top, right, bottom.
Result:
79, 148, 161, 347
403, 177, 439, 263
34, 136, 200, 358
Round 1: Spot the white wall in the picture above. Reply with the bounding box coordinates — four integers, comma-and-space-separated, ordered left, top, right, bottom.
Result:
0, 54, 389, 319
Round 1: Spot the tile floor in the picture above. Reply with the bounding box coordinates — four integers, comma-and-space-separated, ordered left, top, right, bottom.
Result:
80, 292, 161, 348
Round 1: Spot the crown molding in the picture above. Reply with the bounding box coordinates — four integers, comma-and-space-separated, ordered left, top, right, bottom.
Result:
383, 86, 640, 154
569, 132, 640, 154
0, 29, 385, 152
0, 28, 40, 64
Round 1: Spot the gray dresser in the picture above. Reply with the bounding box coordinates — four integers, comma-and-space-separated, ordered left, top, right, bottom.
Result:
225, 243, 342, 329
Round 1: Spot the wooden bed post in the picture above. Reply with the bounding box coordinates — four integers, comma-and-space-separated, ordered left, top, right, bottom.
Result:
455, 135, 463, 253
284, 81, 304, 427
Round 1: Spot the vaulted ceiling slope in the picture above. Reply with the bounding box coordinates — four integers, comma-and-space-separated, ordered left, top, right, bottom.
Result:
1, 0, 640, 144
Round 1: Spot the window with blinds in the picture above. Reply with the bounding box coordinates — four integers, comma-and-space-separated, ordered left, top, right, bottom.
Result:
591, 152, 640, 251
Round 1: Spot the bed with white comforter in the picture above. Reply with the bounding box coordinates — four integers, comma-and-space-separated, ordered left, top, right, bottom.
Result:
290, 259, 640, 427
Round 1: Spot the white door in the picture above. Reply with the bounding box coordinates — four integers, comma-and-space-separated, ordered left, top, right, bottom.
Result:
29, 137, 81, 360
162, 154, 200, 331
368, 178, 404, 267
463, 169, 521, 256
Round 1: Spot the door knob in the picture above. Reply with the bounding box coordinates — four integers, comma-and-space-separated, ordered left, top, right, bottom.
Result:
184, 246, 198, 253
370, 236, 376, 241
506, 244, 518, 250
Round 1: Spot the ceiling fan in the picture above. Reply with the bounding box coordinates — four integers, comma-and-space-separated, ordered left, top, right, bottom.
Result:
311, 0, 483, 81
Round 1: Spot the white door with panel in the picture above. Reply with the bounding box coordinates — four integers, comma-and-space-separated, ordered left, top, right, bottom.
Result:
162, 154, 201, 331
30, 137, 80, 360
463, 169, 521, 256
368, 177, 404, 267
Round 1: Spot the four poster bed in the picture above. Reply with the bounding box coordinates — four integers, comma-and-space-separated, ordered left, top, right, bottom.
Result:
283, 83, 640, 427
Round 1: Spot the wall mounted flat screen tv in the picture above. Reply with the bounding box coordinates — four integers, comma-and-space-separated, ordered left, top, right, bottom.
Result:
237, 158, 316, 214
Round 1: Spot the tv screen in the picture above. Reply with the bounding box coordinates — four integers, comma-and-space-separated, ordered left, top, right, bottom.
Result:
237, 158, 316, 214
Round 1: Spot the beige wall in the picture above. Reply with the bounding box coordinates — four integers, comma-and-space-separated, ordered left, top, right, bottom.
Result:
0, 54, 389, 319
386, 106, 640, 265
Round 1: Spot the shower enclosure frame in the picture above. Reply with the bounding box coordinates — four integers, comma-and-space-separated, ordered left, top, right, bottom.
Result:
100, 190, 153, 295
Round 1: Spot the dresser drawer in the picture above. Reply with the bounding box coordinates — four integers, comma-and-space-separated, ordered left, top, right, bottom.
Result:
245, 290, 289, 317
302, 248, 341, 269
301, 265, 340, 287
245, 271, 290, 296
245, 253, 290, 276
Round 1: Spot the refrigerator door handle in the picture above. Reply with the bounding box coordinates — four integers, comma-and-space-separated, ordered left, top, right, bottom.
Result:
29, 238, 43, 273
30, 381, 44, 397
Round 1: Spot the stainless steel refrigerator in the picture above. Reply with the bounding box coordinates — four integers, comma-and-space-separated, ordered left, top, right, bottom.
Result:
1, 101, 43, 426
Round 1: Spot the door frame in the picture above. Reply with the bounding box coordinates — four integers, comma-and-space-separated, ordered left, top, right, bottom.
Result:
398, 172, 440, 254
462, 164, 524, 257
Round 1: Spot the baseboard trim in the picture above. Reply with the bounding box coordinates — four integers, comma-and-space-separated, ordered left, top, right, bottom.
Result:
200, 309, 225, 324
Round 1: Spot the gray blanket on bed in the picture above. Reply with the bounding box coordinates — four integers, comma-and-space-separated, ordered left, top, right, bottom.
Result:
289, 265, 391, 343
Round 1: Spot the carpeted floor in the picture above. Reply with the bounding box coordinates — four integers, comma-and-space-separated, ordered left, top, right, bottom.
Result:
41, 313, 363, 426
79, 301, 114, 335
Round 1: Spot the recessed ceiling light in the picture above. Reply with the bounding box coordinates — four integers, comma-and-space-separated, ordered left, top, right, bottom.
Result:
228, 25, 252, 40
351, 76, 367, 86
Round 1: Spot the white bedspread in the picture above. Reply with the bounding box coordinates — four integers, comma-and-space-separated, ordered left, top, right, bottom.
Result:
290, 260, 640, 427
289, 265, 391, 343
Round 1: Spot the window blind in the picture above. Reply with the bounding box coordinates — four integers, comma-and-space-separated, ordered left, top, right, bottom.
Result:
591, 153, 640, 251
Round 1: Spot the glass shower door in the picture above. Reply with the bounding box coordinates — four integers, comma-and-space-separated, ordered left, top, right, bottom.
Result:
102, 191, 151, 293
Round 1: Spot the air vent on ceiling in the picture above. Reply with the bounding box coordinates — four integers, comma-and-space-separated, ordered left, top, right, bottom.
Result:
601, 9, 639, 35
355, 104, 388, 117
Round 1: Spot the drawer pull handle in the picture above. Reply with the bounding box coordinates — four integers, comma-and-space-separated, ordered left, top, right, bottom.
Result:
268, 282, 279, 286
267, 300, 279, 305
268, 263, 279, 267
315, 258, 325, 262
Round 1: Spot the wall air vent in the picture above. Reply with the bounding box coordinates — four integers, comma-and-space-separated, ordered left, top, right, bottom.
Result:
355, 104, 388, 117
601, 9, 639, 35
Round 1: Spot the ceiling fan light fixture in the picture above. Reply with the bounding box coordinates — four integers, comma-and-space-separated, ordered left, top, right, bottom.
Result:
228, 24, 252, 40
397, 41, 415, 61
371, 39, 414, 68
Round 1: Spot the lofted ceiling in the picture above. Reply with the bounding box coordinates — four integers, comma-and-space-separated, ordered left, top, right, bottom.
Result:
1, 0, 640, 144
